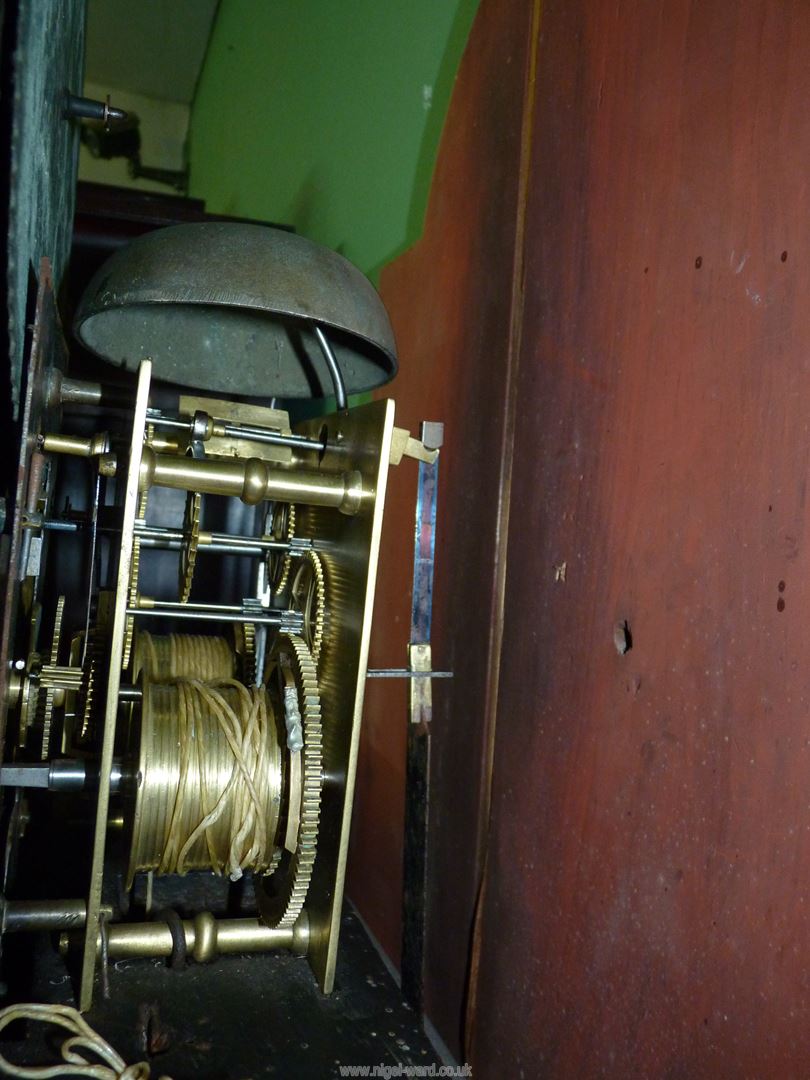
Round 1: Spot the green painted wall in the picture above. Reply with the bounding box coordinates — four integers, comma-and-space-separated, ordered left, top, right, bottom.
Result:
189, 0, 479, 282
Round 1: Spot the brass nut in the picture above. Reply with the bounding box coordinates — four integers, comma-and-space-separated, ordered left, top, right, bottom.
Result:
98, 453, 117, 477
291, 912, 310, 956
138, 445, 156, 490
242, 459, 268, 505
192, 910, 217, 963
6, 668, 22, 709
340, 470, 363, 516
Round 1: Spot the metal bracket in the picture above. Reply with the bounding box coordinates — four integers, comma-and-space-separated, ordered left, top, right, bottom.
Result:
408, 643, 433, 725
401, 421, 445, 1012
366, 667, 452, 679
389, 426, 440, 467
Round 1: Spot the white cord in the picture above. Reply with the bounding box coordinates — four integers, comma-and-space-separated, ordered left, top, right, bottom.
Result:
0, 1003, 171, 1079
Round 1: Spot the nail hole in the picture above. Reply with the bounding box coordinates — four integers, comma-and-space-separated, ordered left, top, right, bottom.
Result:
694, 256, 703, 269
781, 250, 788, 262
778, 580, 786, 592
614, 620, 633, 654
777, 597, 786, 612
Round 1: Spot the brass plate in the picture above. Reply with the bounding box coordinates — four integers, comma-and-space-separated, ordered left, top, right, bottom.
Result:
79, 359, 152, 1011
287, 398, 395, 992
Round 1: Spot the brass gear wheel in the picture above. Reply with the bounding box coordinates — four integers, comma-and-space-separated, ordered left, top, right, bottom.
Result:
233, 621, 257, 685
80, 591, 114, 743
178, 491, 202, 603
78, 656, 96, 742
49, 597, 65, 666
40, 596, 65, 759
290, 550, 326, 666
123, 489, 148, 670
266, 502, 296, 594
259, 633, 322, 930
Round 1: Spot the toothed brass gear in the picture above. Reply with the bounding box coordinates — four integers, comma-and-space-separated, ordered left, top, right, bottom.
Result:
123, 490, 148, 670
232, 622, 257, 685
259, 633, 322, 930
266, 503, 296, 594
122, 541, 139, 670
179, 491, 202, 603
243, 621, 256, 684
80, 593, 113, 743
49, 596, 65, 667
79, 657, 96, 742
40, 596, 65, 759
290, 550, 326, 666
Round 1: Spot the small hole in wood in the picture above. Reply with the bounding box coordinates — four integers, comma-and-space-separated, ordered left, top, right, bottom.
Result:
614, 620, 633, 655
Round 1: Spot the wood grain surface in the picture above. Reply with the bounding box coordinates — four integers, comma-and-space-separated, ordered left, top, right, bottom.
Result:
472, 1, 810, 1075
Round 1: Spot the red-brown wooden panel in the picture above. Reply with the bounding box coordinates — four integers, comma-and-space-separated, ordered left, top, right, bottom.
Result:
473, 1, 810, 1075
346, 0, 534, 1055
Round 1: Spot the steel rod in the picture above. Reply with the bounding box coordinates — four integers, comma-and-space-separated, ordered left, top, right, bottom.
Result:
220, 423, 322, 452
0, 759, 124, 793
128, 606, 299, 627
139, 537, 182, 551
135, 524, 298, 553
139, 538, 269, 556
82, 472, 102, 666
2, 899, 88, 934
146, 409, 323, 452
37, 518, 79, 532
314, 325, 347, 412
38, 520, 305, 557
197, 542, 263, 556
139, 599, 252, 613
134, 526, 184, 542
366, 670, 453, 679
209, 531, 298, 551
144, 413, 187, 432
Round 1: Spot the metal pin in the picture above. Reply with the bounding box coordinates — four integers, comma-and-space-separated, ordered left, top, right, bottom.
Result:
64, 93, 127, 129
366, 669, 453, 679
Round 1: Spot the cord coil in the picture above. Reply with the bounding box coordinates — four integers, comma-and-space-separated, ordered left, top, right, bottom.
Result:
132, 632, 235, 682
127, 679, 282, 884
